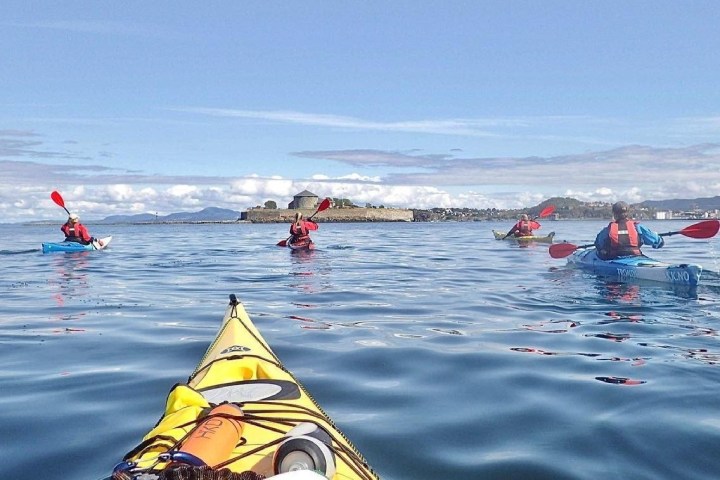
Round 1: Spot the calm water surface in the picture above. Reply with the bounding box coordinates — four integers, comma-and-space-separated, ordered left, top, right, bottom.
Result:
2, 220, 720, 480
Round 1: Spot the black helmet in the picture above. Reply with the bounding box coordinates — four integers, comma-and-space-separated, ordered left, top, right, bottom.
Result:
612, 201, 629, 218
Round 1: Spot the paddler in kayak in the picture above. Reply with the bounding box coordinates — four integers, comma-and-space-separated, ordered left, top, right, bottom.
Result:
503, 213, 541, 238
61, 213, 103, 246
594, 201, 663, 260
288, 211, 318, 248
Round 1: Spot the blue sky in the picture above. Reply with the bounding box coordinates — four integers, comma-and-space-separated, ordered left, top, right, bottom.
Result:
2, 1, 720, 221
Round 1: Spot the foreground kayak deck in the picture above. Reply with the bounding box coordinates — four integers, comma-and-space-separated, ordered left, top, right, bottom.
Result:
112, 294, 378, 480
567, 248, 702, 286
41, 235, 112, 253
492, 230, 555, 243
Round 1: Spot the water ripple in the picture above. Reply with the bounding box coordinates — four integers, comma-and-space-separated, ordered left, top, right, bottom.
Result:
2, 221, 720, 480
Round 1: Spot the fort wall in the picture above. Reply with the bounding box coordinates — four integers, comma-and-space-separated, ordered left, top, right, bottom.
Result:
243, 208, 413, 223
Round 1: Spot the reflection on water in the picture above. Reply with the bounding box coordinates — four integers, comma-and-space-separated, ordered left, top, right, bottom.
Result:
600, 311, 645, 324
287, 248, 335, 295
3, 221, 720, 480
595, 376, 646, 385
550, 259, 702, 301
684, 349, 720, 365
588, 331, 631, 342
599, 281, 641, 302
522, 319, 579, 333
510, 262, 717, 390
0, 248, 38, 255
289, 247, 315, 259
288, 314, 331, 330
49, 252, 91, 322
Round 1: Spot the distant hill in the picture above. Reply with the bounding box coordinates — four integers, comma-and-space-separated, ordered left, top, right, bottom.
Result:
638, 196, 720, 211
82, 196, 718, 225
96, 207, 243, 224
99, 213, 157, 223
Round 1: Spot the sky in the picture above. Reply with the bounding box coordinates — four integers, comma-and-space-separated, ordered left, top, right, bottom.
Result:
3, 1, 720, 221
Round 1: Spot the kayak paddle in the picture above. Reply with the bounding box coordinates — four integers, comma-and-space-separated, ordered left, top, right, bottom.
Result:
51, 191, 71, 215
536, 204, 556, 220
502, 204, 555, 239
51, 190, 105, 247
548, 219, 720, 259
277, 197, 332, 247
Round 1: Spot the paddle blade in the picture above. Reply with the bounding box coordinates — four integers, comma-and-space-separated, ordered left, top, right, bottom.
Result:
317, 197, 331, 212
538, 205, 555, 218
549, 243, 580, 259
277, 240, 288, 247
678, 219, 720, 239
50, 191, 65, 208
307, 197, 332, 220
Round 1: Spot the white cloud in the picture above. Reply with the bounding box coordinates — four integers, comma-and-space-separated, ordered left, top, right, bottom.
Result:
167, 185, 199, 197
106, 184, 135, 201
175, 108, 503, 137
229, 177, 294, 197
2, 136, 720, 221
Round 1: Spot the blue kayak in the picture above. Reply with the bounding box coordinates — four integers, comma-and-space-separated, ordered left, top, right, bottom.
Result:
41, 236, 112, 254
567, 248, 702, 286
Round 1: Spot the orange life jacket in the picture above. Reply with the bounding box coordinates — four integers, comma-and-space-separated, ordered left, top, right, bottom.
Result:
608, 219, 641, 256
290, 222, 309, 237
517, 220, 533, 235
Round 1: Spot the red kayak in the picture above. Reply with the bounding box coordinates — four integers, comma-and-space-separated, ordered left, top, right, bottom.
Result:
287, 238, 315, 251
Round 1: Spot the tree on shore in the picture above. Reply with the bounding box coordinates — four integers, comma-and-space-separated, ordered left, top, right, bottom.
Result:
333, 198, 356, 208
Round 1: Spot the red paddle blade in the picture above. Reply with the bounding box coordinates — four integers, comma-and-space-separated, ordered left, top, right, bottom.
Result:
679, 219, 720, 239
50, 191, 65, 208
549, 243, 579, 259
308, 197, 332, 220
539, 205, 555, 218
317, 197, 331, 212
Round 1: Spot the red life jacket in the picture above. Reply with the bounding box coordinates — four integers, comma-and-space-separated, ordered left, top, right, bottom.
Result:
62, 223, 80, 242
517, 220, 532, 235
61, 222, 90, 244
289, 222, 313, 247
608, 219, 641, 256
290, 222, 308, 237
513, 220, 536, 236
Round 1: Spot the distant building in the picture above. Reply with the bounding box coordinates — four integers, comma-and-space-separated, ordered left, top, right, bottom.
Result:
655, 211, 671, 220
243, 191, 412, 222
288, 190, 319, 209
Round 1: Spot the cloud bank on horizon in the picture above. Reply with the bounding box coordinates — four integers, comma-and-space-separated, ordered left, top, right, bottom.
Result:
2, 124, 720, 221
2, 2, 720, 221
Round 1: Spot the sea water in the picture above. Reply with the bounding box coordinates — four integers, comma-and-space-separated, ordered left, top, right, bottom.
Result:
1, 220, 719, 480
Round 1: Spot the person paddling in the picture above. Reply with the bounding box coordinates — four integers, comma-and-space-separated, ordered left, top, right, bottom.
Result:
288, 212, 318, 247
594, 201, 663, 260
504, 213, 541, 238
61, 213, 103, 246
